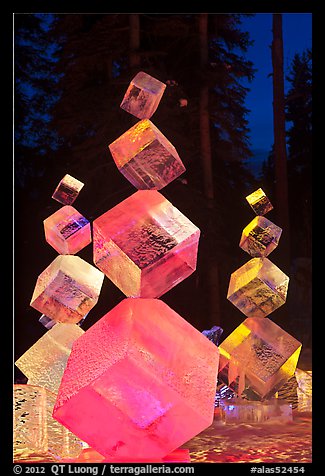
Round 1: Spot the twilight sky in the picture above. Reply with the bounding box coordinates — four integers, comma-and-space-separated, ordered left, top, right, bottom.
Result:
241, 13, 312, 152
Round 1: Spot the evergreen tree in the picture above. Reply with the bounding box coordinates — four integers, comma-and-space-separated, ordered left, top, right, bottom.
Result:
14, 13, 61, 193
285, 49, 312, 258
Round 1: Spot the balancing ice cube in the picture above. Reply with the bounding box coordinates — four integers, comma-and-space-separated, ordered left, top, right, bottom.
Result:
218, 317, 301, 399
52, 174, 84, 205
120, 71, 166, 119
93, 190, 200, 298
109, 119, 186, 190
246, 188, 273, 216
219, 398, 292, 424
239, 216, 282, 258
227, 257, 289, 318
30, 255, 104, 324
15, 323, 85, 394
14, 385, 84, 461
44, 205, 91, 255
53, 298, 219, 461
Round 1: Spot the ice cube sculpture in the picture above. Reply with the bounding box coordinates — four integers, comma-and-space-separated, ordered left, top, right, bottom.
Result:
218, 317, 301, 399
15, 323, 85, 394
30, 255, 104, 324
44, 205, 91, 255
227, 257, 289, 318
53, 298, 219, 461
239, 216, 282, 258
219, 398, 292, 424
109, 119, 186, 190
246, 188, 273, 216
295, 369, 312, 412
93, 190, 200, 298
14, 385, 84, 460
120, 71, 166, 119
52, 174, 84, 205
14, 384, 48, 459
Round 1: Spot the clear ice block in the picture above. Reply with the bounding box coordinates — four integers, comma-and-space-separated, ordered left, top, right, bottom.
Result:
15, 323, 85, 394
218, 317, 302, 399
227, 257, 289, 318
120, 71, 166, 119
239, 216, 282, 258
14, 385, 84, 461
295, 369, 312, 412
14, 384, 48, 459
53, 298, 219, 461
52, 174, 84, 205
219, 398, 292, 424
30, 255, 104, 324
109, 119, 186, 190
39, 314, 57, 330
246, 188, 273, 216
44, 205, 91, 255
93, 190, 200, 298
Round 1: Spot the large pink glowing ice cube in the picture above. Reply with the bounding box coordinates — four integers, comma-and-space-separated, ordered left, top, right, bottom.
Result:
30, 255, 104, 324
109, 119, 186, 190
93, 190, 200, 298
120, 71, 166, 119
53, 298, 219, 461
44, 205, 91, 255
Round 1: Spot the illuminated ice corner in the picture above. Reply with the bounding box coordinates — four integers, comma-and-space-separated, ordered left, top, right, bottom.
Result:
109, 119, 186, 190
30, 255, 104, 324
15, 323, 84, 394
120, 71, 166, 119
52, 174, 84, 206
246, 188, 273, 216
227, 257, 289, 318
93, 190, 200, 298
239, 216, 282, 258
53, 298, 219, 461
43, 205, 91, 255
14, 384, 84, 460
218, 317, 301, 399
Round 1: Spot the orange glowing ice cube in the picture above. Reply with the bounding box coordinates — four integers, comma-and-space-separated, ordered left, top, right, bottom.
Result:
227, 257, 289, 318
239, 216, 282, 258
53, 298, 219, 461
218, 317, 301, 399
93, 190, 200, 298
120, 71, 166, 119
52, 174, 84, 205
30, 255, 104, 324
44, 205, 91, 255
109, 119, 186, 190
245, 188, 273, 216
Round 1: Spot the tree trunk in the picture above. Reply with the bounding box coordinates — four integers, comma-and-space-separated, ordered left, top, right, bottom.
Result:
272, 14, 291, 270
199, 13, 215, 202
129, 14, 140, 71
198, 14, 221, 327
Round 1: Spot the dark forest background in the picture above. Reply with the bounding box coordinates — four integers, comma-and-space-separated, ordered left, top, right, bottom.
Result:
14, 13, 312, 372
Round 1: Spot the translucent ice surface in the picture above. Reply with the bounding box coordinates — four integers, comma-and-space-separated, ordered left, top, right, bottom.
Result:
53, 298, 219, 461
